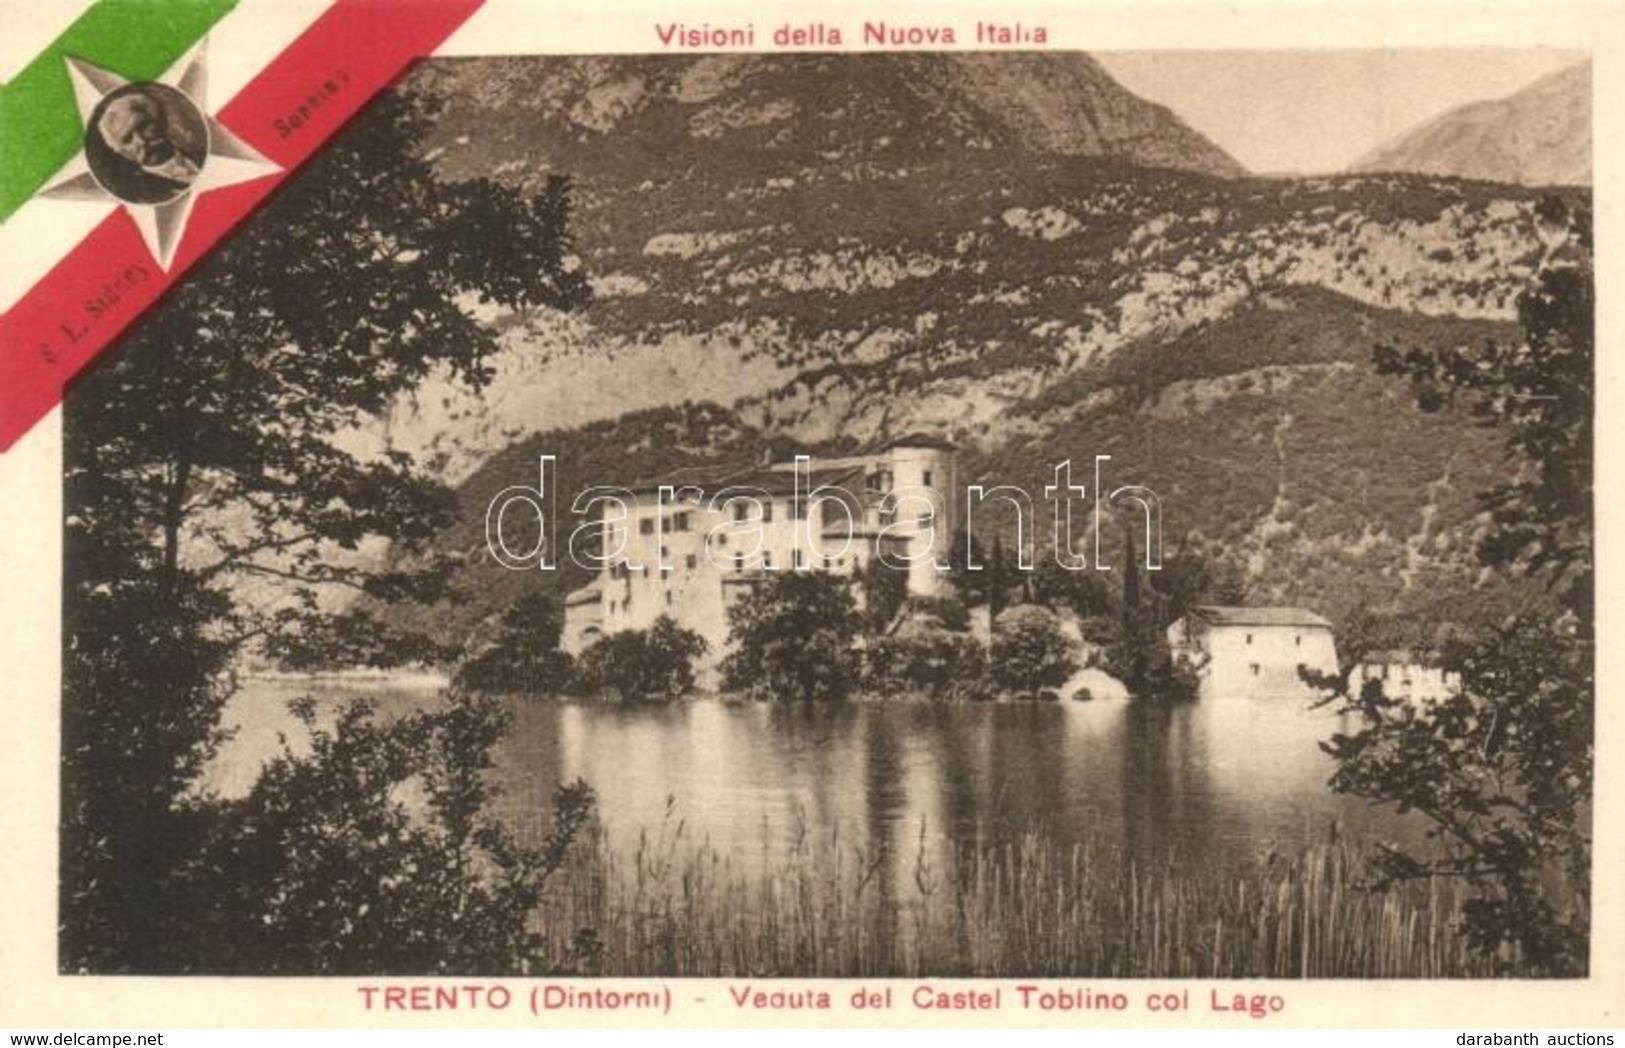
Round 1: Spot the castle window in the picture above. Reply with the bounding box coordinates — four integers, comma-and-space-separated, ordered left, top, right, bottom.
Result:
1250, 663, 1261, 677
761, 501, 773, 523
732, 502, 751, 522
793, 549, 804, 568
665, 590, 673, 606
673, 511, 691, 532
922, 469, 933, 487
639, 518, 655, 536
685, 554, 698, 570
763, 552, 773, 569
1295, 635, 1302, 647
866, 469, 893, 495
732, 553, 743, 570
1245, 633, 1254, 645
789, 498, 807, 520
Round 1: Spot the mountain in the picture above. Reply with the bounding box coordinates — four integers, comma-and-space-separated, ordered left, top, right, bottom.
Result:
415, 53, 1245, 183
337, 54, 1584, 649
385, 289, 1542, 645
1350, 62, 1590, 186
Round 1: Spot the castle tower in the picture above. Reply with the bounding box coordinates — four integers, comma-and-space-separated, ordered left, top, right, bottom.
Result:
881, 436, 956, 598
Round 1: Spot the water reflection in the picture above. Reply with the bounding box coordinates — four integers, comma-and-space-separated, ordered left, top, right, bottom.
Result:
206, 684, 1409, 887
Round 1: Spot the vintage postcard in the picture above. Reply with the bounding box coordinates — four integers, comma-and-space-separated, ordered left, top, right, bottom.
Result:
0, 0, 1621, 1030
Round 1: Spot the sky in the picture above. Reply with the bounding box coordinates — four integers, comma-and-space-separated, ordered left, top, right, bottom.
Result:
1094, 49, 1586, 175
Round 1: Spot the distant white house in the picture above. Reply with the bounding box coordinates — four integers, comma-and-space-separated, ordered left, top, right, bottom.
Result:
1350, 651, 1461, 704
1166, 605, 1338, 699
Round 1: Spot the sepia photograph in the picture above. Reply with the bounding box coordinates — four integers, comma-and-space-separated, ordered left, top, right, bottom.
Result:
48, 42, 1598, 987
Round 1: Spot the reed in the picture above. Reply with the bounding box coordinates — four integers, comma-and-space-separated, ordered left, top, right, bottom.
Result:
534, 810, 1505, 978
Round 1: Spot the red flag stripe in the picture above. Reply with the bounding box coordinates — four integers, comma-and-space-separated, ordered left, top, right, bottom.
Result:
0, 0, 484, 451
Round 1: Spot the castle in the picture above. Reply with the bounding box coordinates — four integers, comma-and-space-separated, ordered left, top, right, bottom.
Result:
561, 437, 957, 665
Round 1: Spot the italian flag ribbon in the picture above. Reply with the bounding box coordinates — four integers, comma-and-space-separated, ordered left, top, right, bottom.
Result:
0, 0, 485, 451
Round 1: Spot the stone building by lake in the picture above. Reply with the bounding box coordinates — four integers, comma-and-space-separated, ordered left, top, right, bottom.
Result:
1350, 651, 1462, 704
1166, 605, 1339, 699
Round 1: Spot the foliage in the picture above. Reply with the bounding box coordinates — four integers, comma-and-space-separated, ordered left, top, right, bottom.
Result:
944, 528, 1027, 619
178, 694, 596, 975
906, 595, 972, 633
721, 572, 862, 701
59, 575, 235, 972
1317, 197, 1593, 975
1373, 197, 1592, 619
1318, 618, 1590, 974
1029, 559, 1113, 620
68, 88, 589, 654
859, 556, 909, 632
1097, 609, 1202, 704
861, 631, 987, 699
943, 524, 991, 608
61, 85, 591, 972
954, 282, 1534, 637
454, 592, 575, 695
1106, 546, 1234, 703
1144, 550, 1247, 629
988, 605, 1077, 696
574, 616, 707, 702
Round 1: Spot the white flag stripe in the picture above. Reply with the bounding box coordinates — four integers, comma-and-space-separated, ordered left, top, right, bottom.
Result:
0, 0, 96, 83
0, 0, 330, 312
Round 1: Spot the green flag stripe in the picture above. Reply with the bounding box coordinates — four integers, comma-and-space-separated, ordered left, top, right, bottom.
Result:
0, 0, 237, 222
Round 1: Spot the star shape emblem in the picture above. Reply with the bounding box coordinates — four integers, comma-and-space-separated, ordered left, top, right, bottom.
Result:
39, 40, 279, 270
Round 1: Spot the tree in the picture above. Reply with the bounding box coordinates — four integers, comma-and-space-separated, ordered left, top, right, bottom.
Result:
178, 694, 597, 975
859, 555, 908, 632
1030, 558, 1112, 620
1097, 609, 1202, 704
861, 631, 987, 699
454, 593, 575, 695
721, 572, 862, 701
60, 573, 236, 971
1318, 197, 1592, 975
986, 536, 1017, 619
944, 524, 990, 607
908, 594, 972, 633
1145, 549, 1246, 629
1374, 195, 1592, 621
1121, 526, 1141, 615
574, 616, 707, 701
988, 605, 1077, 696
1092, 533, 1213, 704
61, 85, 591, 972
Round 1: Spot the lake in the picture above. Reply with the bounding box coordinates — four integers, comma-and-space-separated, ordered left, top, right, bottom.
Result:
206, 680, 1416, 881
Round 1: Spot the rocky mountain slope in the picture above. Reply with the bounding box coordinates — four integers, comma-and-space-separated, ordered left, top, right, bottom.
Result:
355, 54, 1581, 647
416, 53, 1244, 182
1350, 61, 1590, 187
